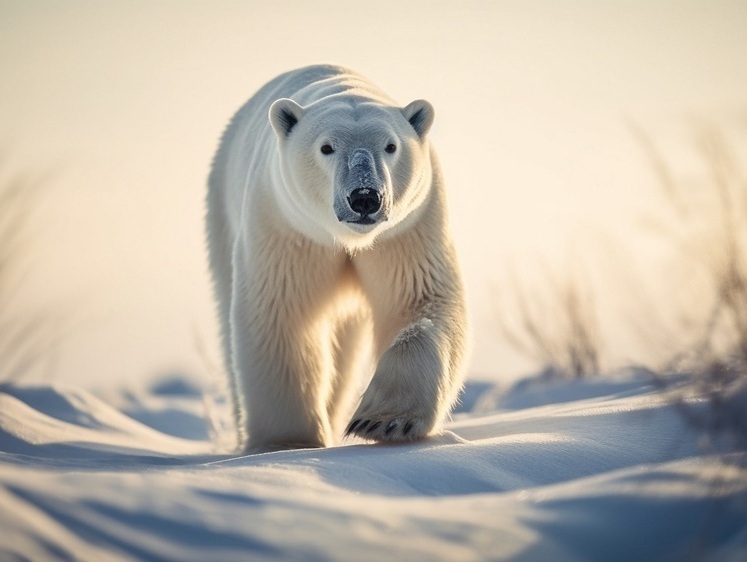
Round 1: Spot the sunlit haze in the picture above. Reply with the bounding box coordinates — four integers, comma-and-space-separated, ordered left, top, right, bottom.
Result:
1, 1, 746, 388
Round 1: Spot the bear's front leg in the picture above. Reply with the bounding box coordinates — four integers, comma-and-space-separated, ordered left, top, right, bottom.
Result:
230, 233, 345, 452
348, 234, 468, 442
345, 318, 455, 441
232, 305, 335, 452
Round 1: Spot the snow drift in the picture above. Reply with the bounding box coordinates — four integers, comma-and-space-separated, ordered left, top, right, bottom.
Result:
0, 371, 745, 561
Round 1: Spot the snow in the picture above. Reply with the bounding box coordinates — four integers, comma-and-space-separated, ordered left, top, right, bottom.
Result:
1, 372, 745, 561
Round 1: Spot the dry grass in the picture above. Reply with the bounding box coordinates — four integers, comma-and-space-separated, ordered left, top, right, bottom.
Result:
500, 123, 747, 401
192, 327, 237, 453
499, 265, 602, 379
633, 126, 747, 381
0, 165, 55, 384
631, 124, 747, 449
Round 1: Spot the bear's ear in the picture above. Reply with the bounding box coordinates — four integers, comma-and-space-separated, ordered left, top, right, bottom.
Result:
402, 99, 435, 138
269, 98, 305, 139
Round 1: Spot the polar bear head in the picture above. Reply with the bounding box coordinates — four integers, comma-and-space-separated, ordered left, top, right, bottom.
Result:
269, 96, 435, 250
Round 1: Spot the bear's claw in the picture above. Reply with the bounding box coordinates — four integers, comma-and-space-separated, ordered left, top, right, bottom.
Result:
345, 417, 421, 442
346, 419, 361, 434
384, 421, 398, 436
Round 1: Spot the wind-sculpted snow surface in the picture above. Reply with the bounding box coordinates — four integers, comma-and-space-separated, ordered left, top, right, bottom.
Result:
0, 373, 745, 561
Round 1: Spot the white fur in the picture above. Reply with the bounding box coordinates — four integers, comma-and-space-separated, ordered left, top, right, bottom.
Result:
206, 65, 468, 452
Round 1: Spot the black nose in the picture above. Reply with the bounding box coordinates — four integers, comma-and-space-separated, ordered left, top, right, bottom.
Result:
348, 188, 381, 216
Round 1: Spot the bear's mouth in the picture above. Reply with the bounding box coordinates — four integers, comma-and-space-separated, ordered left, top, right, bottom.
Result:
347, 216, 376, 225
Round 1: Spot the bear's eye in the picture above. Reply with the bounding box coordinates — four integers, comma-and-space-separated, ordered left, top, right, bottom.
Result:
320, 144, 335, 155
385, 143, 397, 154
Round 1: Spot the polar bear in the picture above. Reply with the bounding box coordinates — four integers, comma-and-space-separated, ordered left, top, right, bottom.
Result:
206, 64, 468, 452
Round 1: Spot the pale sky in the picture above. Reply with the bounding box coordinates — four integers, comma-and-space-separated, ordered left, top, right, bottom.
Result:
1, 1, 746, 388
